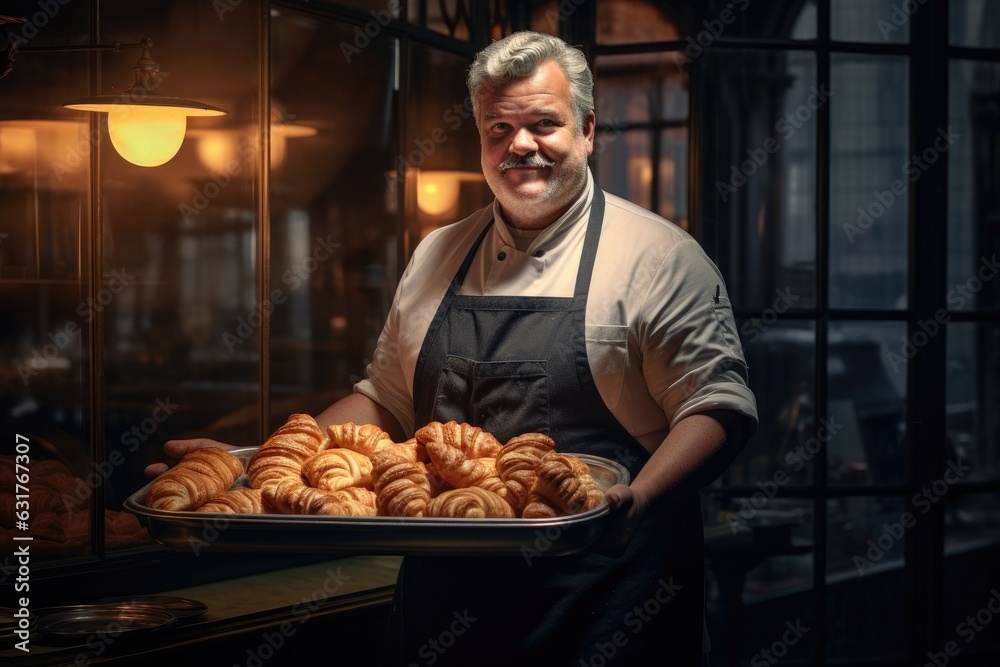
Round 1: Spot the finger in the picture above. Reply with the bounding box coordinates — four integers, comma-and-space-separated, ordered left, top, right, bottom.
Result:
143, 462, 169, 479
162, 438, 232, 458
603, 484, 633, 510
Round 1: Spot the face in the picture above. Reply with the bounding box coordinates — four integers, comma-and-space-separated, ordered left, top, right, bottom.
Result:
477, 59, 596, 230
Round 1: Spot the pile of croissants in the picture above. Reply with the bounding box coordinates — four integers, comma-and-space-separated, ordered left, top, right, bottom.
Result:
145, 414, 606, 519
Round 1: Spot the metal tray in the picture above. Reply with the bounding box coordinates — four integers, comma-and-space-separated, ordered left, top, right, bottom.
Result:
124, 449, 629, 557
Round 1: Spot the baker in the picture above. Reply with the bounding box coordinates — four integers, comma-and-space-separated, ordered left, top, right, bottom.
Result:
153, 30, 757, 665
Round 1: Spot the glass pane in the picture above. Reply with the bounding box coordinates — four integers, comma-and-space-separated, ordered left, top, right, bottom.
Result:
832, 0, 911, 44
0, 1, 96, 564
948, 60, 1000, 313
947, 323, 1000, 480
829, 55, 909, 310
704, 497, 814, 666
268, 11, 401, 421
406, 45, 493, 241
659, 127, 689, 227
596, 0, 816, 45
949, 0, 1000, 49
595, 130, 652, 212
828, 321, 907, 485
727, 321, 816, 486
944, 493, 1000, 657
826, 496, 911, 660
595, 53, 689, 125
700, 49, 817, 311
97, 0, 263, 545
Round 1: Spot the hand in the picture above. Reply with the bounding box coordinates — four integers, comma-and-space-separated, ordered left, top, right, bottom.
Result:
143, 438, 236, 479
593, 483, 648, 558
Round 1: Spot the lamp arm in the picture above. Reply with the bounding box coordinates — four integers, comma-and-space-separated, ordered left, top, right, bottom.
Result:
1, 36, 154, 85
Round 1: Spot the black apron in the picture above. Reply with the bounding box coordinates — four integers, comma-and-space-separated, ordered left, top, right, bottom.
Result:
383, 190, 706, 666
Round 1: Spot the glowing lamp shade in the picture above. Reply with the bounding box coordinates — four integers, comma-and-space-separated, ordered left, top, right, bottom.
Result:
65, 96, 226, 167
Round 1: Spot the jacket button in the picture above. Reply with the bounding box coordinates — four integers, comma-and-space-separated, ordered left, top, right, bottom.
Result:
533, 249, 545, 257
497, 251, 507, 261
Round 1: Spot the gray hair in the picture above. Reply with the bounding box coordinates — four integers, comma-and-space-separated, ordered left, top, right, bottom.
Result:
467, 31, 594, 132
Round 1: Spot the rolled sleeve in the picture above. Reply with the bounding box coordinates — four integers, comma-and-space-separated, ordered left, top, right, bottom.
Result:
640, 239, 758, 431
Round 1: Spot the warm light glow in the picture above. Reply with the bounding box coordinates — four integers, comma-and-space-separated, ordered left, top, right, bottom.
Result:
417, 171, 462, 216
66, 96, 226, 167
0, 125, 36, 173
107, 105, 188, 167
270, 122, 317, 169
193, 130, 239, 173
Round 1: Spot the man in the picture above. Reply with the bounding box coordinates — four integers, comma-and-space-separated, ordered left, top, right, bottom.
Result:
156, 31, 756, 665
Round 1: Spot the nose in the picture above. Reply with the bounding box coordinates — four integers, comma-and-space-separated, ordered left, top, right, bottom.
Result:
509, 127, 538, 155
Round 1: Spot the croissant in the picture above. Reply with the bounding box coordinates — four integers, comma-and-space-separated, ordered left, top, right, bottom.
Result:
330, 486, 378, 511
532, 452, 604, 515
371, 450, 432, 517
415, 421, 501, 458
302, 448, 373, 491
247, 414, 324, 489
496, 433, 555, 510
147, 447, 244, 512
521, 491, 562, 518
196, 487, 266, 514
425, 487, 515, 519
327, 422, 389, 455
425, 441, 507, 500
261, 477, 376, 516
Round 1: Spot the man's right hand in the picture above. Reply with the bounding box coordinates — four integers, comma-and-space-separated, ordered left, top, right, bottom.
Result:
143, 438, 237, 479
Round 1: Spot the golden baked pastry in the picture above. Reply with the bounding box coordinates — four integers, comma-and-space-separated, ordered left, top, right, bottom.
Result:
146, 447, 244, 512
521, 491, 562, 518
330, 486, 378, 511
532, 452, 604, 515
327, 422, 390, 455
247, 413, 324, 490
371, 450, 432, 517
196, 487, 266, 514
415, 421, 501, 458
302, 448, 373, 491
425, 487, 515, 519
261, 477, 375, 516
425, 441, 507, 500
496, 433, 555, 511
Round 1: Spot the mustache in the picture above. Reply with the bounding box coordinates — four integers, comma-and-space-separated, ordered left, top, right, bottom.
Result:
498, 153, 555, 175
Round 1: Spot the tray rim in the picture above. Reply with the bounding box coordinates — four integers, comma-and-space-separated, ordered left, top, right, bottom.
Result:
124, 450, 630, 556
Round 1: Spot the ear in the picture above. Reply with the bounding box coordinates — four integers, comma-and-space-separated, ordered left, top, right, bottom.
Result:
582, 110, 597, 156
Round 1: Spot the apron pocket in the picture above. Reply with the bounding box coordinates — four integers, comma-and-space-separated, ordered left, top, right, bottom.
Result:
436, 356, 550, 441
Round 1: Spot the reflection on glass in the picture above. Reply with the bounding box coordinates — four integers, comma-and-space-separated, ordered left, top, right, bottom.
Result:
828, 321, 907, 484
829, 55, 909, 310
268, 10, 401, 423
700, 49, 817, 310
596, 130, 651, 212
946, 323, 1000, 481
826, 496, 910, 660
595, 53, 688, 125
832, 0, 910, 43
703, 496, 814, 666
947, 60, 1000, 312
949, 0, 1000, 49
727, 321, 815, 485
659, 128, 688, 226
943, 493, 1000, 655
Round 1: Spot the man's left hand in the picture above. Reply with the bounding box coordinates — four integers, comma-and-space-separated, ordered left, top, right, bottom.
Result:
592, 484, 647, 557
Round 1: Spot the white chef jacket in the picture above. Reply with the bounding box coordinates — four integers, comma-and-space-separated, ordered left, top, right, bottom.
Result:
354, 169, 758, 454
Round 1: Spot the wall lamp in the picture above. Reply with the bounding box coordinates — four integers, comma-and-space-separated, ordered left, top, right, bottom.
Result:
2, 26, 226, 167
